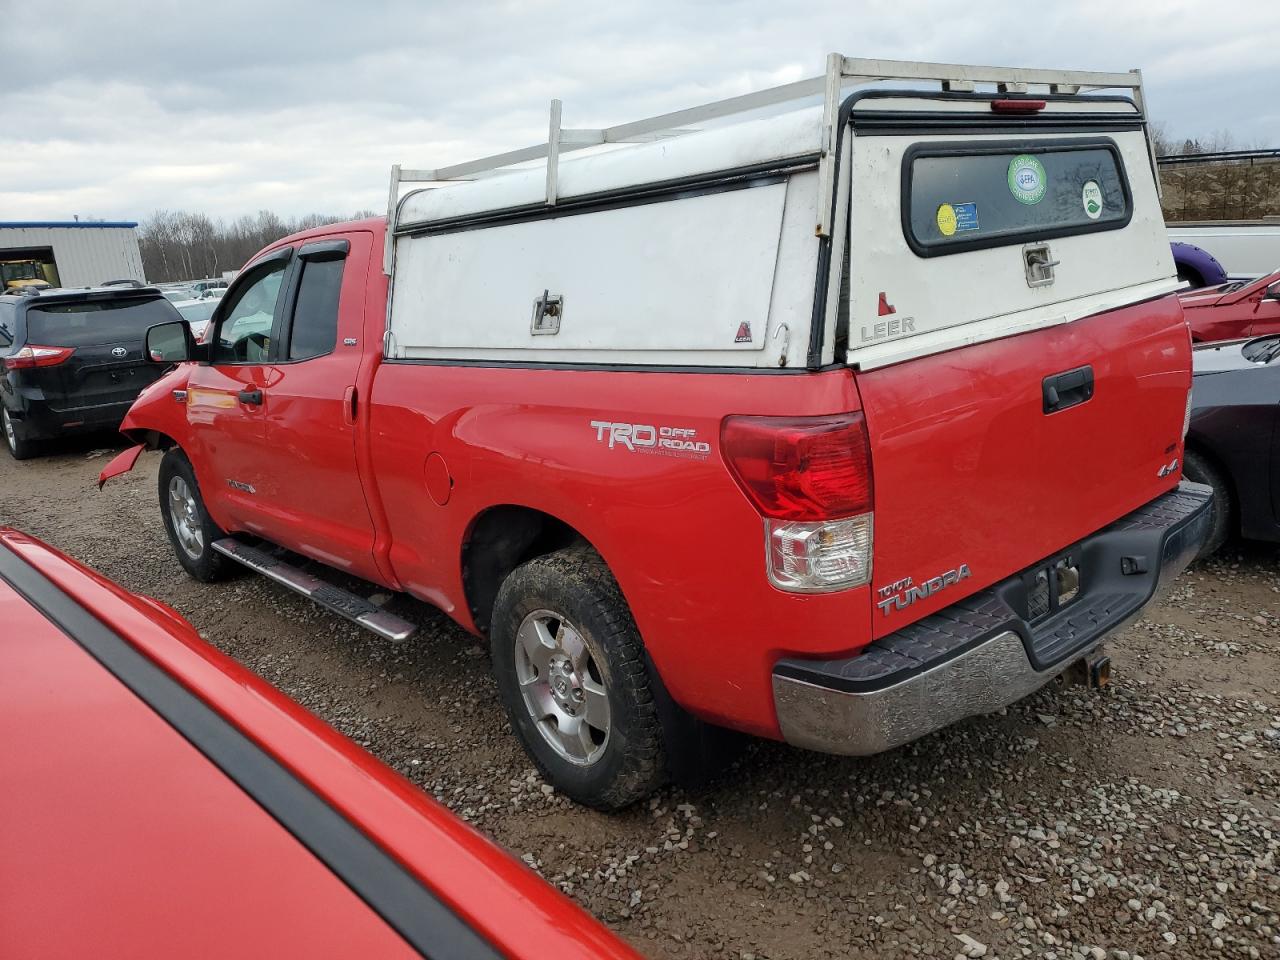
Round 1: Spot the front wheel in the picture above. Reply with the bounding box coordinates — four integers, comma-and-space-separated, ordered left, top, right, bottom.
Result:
158, 448, 234, 582
490, 545, 667, 810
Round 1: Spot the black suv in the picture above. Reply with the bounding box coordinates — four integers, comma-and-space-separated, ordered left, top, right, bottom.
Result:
0, 286, 181, 460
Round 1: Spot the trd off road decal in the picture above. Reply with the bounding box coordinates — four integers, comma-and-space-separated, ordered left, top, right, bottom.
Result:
590, 421, 711, 459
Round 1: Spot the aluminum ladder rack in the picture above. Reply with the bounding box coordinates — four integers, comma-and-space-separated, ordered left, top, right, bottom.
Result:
385, 54, 1154, 273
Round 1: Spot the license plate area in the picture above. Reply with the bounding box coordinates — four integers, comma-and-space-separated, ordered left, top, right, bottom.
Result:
1021, 551, 1082, 624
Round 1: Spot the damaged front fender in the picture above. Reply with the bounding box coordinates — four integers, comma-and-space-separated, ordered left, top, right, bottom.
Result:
98, 363, 193, 489
98, 443, 145, 489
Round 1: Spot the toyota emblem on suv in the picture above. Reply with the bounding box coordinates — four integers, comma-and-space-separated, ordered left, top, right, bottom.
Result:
111, 347, 127, 358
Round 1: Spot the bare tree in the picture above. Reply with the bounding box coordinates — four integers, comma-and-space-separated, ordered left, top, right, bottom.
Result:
139, 209, 374, 283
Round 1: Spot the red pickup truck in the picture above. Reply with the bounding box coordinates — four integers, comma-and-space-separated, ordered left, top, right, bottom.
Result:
103, 57, 1212, 809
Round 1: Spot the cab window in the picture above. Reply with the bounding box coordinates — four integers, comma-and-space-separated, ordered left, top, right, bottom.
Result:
214, 262, 287, 363
288, 258, 344, 360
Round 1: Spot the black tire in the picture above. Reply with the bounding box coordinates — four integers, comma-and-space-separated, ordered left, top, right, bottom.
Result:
158, 448, 234, 582
490, 545, 666, 810
2, 407, 38, 461
1182, 448, 1232, 559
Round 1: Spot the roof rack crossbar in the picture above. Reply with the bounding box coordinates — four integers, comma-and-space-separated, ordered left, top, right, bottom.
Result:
384, 54, 1151, 272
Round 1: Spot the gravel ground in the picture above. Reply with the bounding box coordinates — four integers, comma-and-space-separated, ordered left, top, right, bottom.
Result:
3, 436, 1278, 960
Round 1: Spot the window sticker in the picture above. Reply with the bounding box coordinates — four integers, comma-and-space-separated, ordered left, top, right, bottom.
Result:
953, 202, 980, 232
936, 203, 957, 237
1007, 154, 1047, 205
1081, 180, 1103, 219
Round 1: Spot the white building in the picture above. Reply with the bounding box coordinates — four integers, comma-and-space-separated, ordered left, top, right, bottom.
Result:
0, 221, 146, 289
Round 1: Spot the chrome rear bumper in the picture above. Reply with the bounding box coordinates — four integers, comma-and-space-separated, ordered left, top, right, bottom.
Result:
772, 481, 1213, 756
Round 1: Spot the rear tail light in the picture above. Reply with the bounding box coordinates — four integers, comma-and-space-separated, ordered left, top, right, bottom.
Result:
1183, 387, 1193, 438
722, 413, 874, 592
3, 345, 75, 370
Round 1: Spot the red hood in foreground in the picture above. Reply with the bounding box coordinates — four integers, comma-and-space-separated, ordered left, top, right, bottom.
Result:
0, 527, 639, 960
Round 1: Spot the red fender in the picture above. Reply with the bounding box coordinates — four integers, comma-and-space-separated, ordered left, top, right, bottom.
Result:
97, 443, 145, 489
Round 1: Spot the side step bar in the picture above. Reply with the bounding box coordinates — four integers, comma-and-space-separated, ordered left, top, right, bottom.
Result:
211, 538, 416, 642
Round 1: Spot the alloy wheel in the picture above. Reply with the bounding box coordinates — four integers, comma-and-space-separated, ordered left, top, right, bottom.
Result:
167, 475, 204, 560
513, 609, 611, 765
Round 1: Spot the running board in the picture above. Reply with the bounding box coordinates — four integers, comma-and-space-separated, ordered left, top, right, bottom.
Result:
211, 538, 416, 642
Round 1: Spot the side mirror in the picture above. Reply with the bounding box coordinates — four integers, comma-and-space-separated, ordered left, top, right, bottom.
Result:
1264, 284, 1280, 302
146, 320, 202, 364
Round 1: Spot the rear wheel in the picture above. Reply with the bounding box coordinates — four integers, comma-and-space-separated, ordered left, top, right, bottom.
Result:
490, 545, 667, 810
1182, 449, 1232, 559
2, 408, 37, 461
158, 448, 233, 582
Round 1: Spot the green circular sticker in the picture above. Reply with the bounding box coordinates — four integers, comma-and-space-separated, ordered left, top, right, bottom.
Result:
1082, 180, 1103, 219
1007, 154, 1047, 205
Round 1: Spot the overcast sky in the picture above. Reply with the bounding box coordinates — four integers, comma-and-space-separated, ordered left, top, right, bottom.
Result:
3, 0, 1277, 224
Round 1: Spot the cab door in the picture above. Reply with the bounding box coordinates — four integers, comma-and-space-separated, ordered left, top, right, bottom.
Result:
183, 248, 292, 534
248, 232, 379, 581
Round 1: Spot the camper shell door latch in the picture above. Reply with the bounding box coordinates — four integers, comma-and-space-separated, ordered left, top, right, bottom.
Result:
530, 289, 564, 335
1023, 243, 1060, 288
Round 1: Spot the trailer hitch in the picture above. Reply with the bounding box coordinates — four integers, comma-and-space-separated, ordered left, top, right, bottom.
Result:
1066, 648, 1111, 689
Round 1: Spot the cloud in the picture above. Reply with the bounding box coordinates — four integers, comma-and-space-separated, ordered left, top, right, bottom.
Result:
2, 0, 1276, 222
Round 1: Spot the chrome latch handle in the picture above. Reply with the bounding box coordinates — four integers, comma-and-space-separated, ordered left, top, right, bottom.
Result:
530, 289, 564, 335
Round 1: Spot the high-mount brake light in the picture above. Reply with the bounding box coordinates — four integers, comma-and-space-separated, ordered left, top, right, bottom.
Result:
990, 99, 1047, 113
722, 413, 874, 592
3, 345, 75, 370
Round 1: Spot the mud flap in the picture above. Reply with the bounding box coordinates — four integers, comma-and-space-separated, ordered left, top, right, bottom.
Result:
97, 444, 145, 489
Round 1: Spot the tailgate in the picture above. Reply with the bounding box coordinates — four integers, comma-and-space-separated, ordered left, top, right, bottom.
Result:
859, 295, 1189, 636
839, 100, 1190, 636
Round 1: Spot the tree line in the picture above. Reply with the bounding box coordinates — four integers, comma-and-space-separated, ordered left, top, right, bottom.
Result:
1149, 123, 1267, 159
138, 209, 376, 283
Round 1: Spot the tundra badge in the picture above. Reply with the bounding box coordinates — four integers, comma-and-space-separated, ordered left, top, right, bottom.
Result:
876, 564, 972, 616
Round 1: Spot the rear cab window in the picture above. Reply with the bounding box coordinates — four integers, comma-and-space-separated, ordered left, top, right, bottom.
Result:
24, 297, 181, 346
903, 139, 1132, 256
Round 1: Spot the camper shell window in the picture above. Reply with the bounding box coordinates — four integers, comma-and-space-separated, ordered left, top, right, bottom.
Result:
902, 138, 1132, 257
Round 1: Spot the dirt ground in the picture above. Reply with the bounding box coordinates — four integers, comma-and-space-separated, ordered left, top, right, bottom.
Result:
3, 434, 1278, 960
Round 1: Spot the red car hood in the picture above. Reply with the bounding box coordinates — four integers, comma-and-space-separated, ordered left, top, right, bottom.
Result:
1178, 286, 1228, 310
1180, 269, 1280, 311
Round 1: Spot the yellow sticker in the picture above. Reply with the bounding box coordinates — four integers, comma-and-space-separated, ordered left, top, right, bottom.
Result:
936, 203, 958, 237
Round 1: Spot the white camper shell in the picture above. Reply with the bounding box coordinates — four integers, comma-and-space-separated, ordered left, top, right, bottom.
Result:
385, 56, 1178, 371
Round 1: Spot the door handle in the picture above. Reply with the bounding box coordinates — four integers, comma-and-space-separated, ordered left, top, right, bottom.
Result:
238, 388, 264, 406
342, 386, 357, 426
1042, 365, 1094, 414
